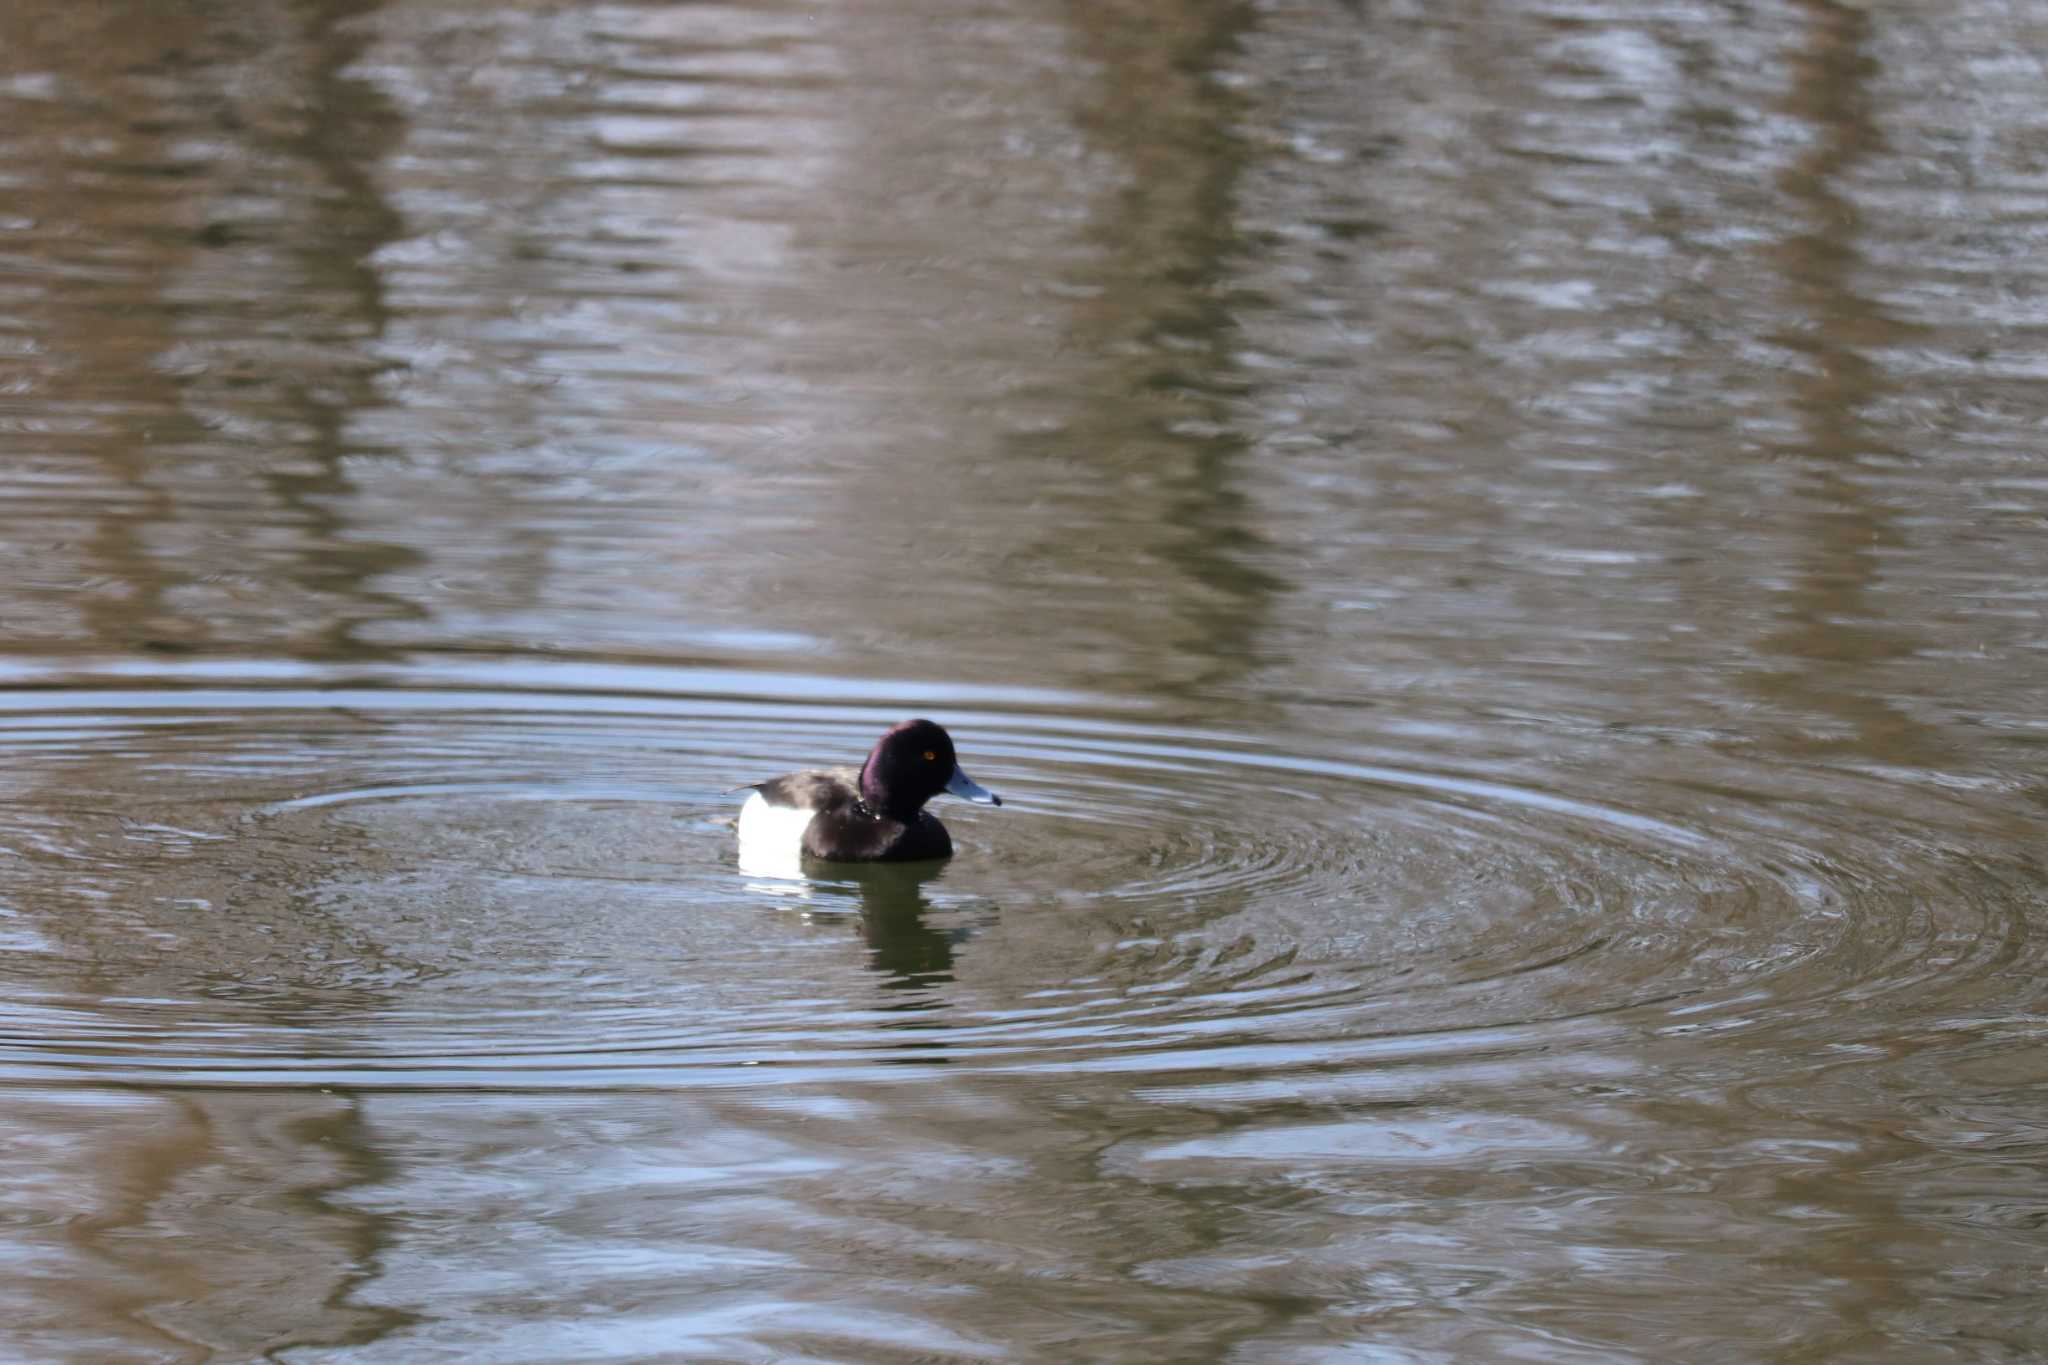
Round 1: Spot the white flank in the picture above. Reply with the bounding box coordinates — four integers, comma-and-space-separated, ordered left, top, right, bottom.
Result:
736, 790, 817, 880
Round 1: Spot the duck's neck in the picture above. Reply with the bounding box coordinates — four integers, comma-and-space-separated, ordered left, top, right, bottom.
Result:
858, 759, 920, 822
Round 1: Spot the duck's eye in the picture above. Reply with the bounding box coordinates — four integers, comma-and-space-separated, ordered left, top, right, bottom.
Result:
923, 750, 937, 761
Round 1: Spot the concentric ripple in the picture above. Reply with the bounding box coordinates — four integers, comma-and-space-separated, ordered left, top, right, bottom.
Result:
0, 657, 2031, 1092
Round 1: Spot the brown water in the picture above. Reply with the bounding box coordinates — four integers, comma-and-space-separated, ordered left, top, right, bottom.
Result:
3, 0, 2046, 1359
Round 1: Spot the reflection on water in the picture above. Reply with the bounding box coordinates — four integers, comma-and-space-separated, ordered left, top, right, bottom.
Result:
3, 0, 2047, 1359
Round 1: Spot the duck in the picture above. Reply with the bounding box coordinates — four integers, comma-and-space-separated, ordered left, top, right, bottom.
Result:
735, 719, 1002, 865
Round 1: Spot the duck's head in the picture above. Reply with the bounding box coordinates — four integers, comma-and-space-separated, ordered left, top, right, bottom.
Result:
859, 719, 1001, 820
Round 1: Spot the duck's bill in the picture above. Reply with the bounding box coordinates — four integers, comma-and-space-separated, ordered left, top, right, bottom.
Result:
945, 766, 1002, 806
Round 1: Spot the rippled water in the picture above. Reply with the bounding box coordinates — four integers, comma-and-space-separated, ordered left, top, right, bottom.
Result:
4, 0, 2048, 1359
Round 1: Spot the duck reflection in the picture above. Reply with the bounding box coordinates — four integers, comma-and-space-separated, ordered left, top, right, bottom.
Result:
842, 860, 960, 995
747, 859, 973, 999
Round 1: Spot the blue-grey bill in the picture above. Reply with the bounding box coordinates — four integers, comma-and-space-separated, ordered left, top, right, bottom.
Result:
945, 766, 1001, 805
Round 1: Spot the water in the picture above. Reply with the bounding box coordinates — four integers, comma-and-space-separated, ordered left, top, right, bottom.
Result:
3, 0, 2046, 1359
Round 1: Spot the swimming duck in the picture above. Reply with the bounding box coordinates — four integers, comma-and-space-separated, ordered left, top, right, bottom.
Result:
735, 719, 1002, 864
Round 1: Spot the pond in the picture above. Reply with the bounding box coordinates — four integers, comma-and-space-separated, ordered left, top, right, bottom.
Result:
2, 0, 2045, 1359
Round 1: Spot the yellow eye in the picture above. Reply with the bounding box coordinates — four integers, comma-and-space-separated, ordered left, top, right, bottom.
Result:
923, 750, 937, 761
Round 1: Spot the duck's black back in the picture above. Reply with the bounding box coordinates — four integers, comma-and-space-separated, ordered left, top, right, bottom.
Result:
756, 769, 857, 812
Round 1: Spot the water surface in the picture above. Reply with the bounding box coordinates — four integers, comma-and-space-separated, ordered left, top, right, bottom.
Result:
2, 0, 2046, 1360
